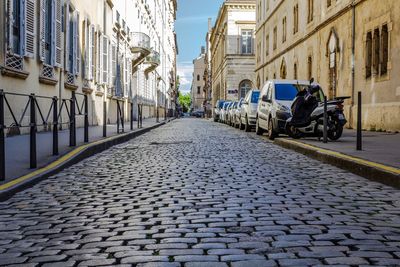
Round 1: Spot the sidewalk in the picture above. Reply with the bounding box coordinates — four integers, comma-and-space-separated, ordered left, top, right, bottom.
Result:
275, 129, 400, 188
2, 118, 160, 184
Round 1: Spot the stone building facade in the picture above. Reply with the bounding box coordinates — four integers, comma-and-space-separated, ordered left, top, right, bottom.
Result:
191, 49, 206, 112
0, 0, 177, 133
210, 0, 256, 107
255, 0, 400, 131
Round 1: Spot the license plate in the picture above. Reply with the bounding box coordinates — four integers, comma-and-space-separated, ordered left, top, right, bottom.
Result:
338, 114, 344, 120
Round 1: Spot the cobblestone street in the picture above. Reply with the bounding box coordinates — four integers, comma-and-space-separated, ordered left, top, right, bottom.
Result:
1, 118, 400, 267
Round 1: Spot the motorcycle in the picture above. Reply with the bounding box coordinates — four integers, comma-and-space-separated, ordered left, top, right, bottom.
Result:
285, 80, 350, 140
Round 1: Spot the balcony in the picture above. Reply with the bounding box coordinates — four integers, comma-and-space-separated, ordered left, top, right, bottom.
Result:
144, 50, 160, 75
130, 32, 151, 69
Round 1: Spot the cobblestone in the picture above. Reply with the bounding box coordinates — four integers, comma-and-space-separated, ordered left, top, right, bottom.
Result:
1, 119, 400, 265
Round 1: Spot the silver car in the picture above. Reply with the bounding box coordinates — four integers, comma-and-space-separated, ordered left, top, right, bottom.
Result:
228, 102, 238, 126
239, 89, 260, 132
233, 98, 244, 128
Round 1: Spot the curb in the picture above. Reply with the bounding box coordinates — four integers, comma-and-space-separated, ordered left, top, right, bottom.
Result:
274, 138, 400, 189
0, 119, 173, 201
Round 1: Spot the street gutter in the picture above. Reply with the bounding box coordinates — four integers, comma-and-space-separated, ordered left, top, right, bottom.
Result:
274, 138, 400, 189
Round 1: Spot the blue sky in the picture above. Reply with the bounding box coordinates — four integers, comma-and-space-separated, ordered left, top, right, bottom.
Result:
176, 0, 224, 94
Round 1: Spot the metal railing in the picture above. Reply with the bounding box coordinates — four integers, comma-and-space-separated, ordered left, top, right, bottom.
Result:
130, 32, 151, 52
145, 51, 161, 66
0, 89, 137, 182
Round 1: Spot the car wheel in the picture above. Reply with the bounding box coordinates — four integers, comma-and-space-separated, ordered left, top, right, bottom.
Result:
244, 116, 250, 132
268, 118, 278, 140
256, 118, 264, 136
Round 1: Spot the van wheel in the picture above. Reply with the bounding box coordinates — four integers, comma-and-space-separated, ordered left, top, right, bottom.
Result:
244, 116, 251, 132
256, 118, 264, 135
268, 119, 278, 140
239, 117, 244, 130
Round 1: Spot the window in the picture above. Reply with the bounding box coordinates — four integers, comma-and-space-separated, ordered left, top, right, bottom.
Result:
239, 80, 252, 98
308, 56, 312, 80
282, 17, 287, 43
5, 0, 36, 70
294, 63, 298, 79
265, 34, 269, 56
273, 26, 277, 50
102, 36, 109, 84
381, 24, 389, 75
365, 31, 372, 78
197, 74, 200, 81
308, 0, 314, 23
241, 30, 253, 54
197, 86, 201, 94
44, 0, 52, 65
373, 28, 380, 74
293, 4, 299, 34
327, 0, 332, 7
65, 4, 79, 76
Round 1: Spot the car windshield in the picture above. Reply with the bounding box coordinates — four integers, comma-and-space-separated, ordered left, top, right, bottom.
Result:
251, 91, 260, 103
275, 84, 308, 101
218, 101, 225, 109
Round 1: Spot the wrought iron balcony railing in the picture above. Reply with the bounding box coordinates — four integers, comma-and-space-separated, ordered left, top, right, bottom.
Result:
130, 32, 151, 53
145, 51, 161, 66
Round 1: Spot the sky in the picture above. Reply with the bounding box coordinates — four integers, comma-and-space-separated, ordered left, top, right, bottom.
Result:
176, 0, 224, 94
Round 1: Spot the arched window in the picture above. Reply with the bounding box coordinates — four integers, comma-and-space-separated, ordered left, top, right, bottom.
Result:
280, 58, 287, 79
294, 63, 298, 79
239, 80, 252, 98
256, 75, 261, 89
197, 74, 200, 81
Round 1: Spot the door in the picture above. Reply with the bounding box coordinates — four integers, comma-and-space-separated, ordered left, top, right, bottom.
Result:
258, 84, 270, 127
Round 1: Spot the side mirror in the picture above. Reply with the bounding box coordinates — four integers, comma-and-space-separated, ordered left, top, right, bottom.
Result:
310, 77, 315, 84
261, 95, 269, 102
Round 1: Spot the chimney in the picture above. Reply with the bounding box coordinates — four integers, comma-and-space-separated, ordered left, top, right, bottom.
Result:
208, 18, 212, 31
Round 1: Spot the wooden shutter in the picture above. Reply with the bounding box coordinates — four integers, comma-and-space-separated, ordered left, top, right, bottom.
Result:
6, 0, 13, 52
90, 25, 95, 80
102, 35, 108, 84
38, 0, 46, 61
83, 19, 88, 79
64, 2, 70, 69
74, 11, 80, 75
54, 0, 62, 67
24, 0, 35, 57
98, 33, 103, 84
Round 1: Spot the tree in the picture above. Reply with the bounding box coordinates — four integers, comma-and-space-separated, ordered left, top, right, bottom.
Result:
178, 92, 191, 113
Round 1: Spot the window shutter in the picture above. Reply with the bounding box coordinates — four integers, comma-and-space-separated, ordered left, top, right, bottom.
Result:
64, 2, 70, 69
24, 0, 35, 57
111, 44, 116, 86
90, 25, 95, 80
74, 11, 80, 75
39, 0, 46, 61
98, 33, 103, 84
83, 19, 88, 79
102, 35, 108, 84
6, 0, 13, 52
54, 0, 62, 67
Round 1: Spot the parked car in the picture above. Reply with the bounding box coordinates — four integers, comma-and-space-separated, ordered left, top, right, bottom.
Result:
255, 79, 313, 139
233, 98, 244, 128
228, 102, 238, 126
220, 102, 231, 123
213, 100, 226, 122
239, 89, 260, 132
225, 102, 234, 124
191, 110, 204, 118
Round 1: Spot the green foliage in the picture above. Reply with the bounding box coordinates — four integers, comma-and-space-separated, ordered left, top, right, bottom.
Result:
179, 92, 191, 113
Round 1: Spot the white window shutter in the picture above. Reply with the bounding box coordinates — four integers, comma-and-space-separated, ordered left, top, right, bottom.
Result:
83, 19, 88, 79
38, 0, 46, 61
111, 44, 116, 86
102, 36, 108, 84
24, 0, 35, 58
98, 33, 103, 84
64, 2, 70, 69
90, 25, 95, 80
54, 0, 62, 67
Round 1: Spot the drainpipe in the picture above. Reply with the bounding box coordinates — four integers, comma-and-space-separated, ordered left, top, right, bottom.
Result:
350, 2, 356, 128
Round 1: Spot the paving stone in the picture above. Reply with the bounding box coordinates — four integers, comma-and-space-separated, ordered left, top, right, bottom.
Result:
231, 260, 277, 267
278, 258, 322, 266
121, 256, 170, 264
325, 257, 370, 265
174, 255, 219, 262
77, 259, 117, 266
184, 263, 229, 267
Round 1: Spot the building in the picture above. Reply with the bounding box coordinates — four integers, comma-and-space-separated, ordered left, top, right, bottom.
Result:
255, 0, 400, 131
0, 0, 177, 134
210, 0, 256, 107
191, 48, 206, 112
204, 18, 213, 118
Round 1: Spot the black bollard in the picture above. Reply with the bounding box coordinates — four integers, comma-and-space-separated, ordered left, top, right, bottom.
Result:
357, 91, 362, 150
0, 90, 5, 181
30, 94, 37, 169
52, 97, 58, 155
323, 96, 328, 143
103, 101, 107, 137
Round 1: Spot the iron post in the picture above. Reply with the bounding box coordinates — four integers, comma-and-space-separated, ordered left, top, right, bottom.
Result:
357, 91, 362, 150
84, 94, 89, 143
52, 97, 58, 155
323, 96, 328, 143
69, 91, 76, 147
0, 90, 5, 181
30, 94, 37, 169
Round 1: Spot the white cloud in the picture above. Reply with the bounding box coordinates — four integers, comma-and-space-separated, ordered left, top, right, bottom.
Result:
177, 62, 193, 94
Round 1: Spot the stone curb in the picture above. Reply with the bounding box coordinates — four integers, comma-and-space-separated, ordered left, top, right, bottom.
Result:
0, 119, 174, 201
274, 138, 400, 189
